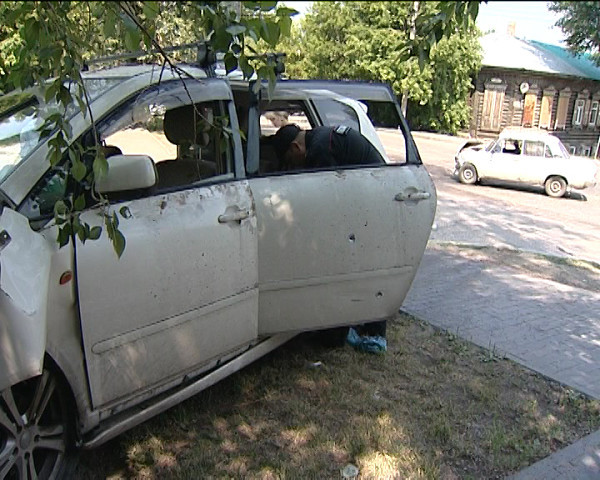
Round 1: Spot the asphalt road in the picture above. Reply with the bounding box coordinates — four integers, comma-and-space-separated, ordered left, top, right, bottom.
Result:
379, 129, 600, 264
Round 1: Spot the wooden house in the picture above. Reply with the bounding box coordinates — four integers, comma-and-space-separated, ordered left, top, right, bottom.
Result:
470, 33, 600, 158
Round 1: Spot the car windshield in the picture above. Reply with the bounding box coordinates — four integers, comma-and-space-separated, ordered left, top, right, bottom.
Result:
485, 139, 497, 152
557, 139, 570, 158
0, 78, 122, 185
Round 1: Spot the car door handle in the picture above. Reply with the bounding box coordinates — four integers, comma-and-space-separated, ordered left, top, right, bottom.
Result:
218, 209, 250, 224
394, 191, 431, 202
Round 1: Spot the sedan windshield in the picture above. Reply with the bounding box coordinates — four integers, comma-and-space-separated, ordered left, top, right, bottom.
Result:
485, 139, 497, 152
557, 139, 570, 158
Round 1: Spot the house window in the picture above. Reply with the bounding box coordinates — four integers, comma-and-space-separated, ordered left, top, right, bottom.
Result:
582, 145, 591, 156
590, 101, 599, 126
569, 145, 577, 155
573, 99, 585, 126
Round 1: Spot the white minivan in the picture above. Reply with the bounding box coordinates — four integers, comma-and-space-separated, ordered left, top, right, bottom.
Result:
0, 62, 436, 477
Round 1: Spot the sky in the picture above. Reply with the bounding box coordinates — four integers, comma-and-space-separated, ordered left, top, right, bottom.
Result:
284, 1, 567, 46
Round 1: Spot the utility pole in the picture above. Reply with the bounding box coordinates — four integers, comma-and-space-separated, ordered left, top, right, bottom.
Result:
401, 1, 419, 118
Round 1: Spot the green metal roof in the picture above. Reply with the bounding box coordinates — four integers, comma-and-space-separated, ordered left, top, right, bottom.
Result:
529, 40, 600, 81
481, 33, 600, 81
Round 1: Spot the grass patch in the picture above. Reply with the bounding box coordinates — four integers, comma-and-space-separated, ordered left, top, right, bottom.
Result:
75, 313, 600, 479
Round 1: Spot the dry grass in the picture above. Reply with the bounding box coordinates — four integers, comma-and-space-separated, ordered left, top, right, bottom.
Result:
75, 313, 600, 479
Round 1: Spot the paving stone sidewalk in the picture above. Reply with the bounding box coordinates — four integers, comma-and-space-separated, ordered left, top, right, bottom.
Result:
402, 245, 600, 479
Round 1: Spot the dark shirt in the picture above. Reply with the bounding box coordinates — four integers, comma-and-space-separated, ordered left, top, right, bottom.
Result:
304, 126, 385, 169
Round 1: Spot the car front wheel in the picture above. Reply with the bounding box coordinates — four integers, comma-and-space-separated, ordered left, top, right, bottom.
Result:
458, 163, 478, 184
545, 176, 567, 198
0, 368, 73, 479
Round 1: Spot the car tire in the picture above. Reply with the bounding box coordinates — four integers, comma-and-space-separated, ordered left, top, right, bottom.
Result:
545, 176, 567, 198
458, 163, 478, 184
0, 366, 75, 479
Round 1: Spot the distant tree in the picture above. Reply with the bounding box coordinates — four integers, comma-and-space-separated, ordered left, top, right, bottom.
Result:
549, 1, 600, 66
280, 1, 482, 134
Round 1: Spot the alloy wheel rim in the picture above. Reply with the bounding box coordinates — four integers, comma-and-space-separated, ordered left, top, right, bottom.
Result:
0, 371, 66, 479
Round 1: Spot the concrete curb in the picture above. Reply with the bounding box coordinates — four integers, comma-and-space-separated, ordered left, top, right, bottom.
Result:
508, 429, 600, 479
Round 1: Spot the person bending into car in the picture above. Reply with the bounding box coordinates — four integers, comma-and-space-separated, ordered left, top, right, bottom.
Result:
272, 123, 385, 171
272, 123, 387, 339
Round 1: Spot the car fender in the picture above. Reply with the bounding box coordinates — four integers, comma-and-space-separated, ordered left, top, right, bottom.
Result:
0, 208, 52, 391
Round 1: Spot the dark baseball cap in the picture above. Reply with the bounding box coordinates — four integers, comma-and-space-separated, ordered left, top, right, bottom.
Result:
272, 124, 301, 160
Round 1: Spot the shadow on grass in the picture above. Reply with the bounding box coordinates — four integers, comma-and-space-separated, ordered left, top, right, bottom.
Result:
75, 314, 600, 479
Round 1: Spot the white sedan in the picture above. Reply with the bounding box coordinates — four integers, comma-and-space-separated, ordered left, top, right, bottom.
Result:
454, 128, 597, 197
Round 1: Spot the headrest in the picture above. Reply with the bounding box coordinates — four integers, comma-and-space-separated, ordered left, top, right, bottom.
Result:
163, 105, 213, 147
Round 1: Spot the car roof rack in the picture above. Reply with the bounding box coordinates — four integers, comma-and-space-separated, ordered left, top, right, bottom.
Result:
84, 43, 287, 80
83, 42, 216, 73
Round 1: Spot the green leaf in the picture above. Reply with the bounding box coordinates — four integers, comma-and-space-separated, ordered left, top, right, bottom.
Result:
49, 147, 62, 166
278, 16, 292, 38
103, 10, 118, 38
57, 224, 71, 248
276, 7, 299, 17
71, 159, 87, 182
104, 214, 115, 239
44, 81, 59, 103
89, 226, 102, 240
143, 1, 160, 21
113, 229, 126, 258
124, 29, 141, 51
54, 199, 68, 217
212, 28, 232, 51
93, 154, 109, 180
239, 55, 254, 79
224, 52, 238, 73
23, 18, 40, 45
76, 223, 86, 243
260, 20, 280, 47
73, 194, 86, 211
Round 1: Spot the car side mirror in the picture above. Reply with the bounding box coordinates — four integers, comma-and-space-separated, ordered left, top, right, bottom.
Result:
96, 154, 157, 194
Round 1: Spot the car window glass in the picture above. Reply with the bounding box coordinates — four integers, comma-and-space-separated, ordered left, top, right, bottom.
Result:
358, 100, 400, 128
501, 139, 522, 155
260, 109, 311, 137
312, 98, 360, 132
544, 145, 553, 158
257, 101, 314, 175
0, 96, 54, 183
20, 167, 69, 225
523, 140, 545, 157
98, 85, 233, 193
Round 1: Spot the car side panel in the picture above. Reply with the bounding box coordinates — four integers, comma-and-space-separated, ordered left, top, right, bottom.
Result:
251, 165, 436, 335
76, 181, 258, 408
